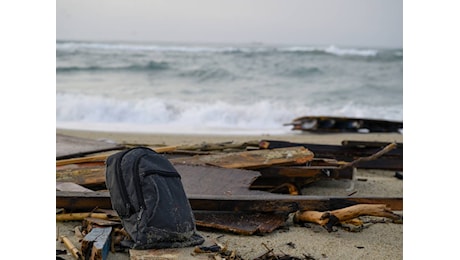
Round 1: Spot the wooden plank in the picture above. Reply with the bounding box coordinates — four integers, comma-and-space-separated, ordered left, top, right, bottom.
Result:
194, 211, 286, 235
56, 191, 403, 212
342, 140, 403, 149
250, 166, 354, 192
81, 227, 112, 260
260, 140, 402, 171
57, 164, 265, 196
170, 146, 314, 169
56, 146, 179, 167
56, 166, 106, 188
129, 248, 209, 260
56, 182, 94, 192
56, 134, 124, 159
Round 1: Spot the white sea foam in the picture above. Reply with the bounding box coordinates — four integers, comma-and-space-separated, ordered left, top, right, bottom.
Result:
56, 40, 402, 134
56, 93, 402, 134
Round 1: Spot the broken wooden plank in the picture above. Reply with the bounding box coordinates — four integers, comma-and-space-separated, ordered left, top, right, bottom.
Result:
194, 211, 286, 235
56, 191, 402, 212
57, 146, 179, 167
56, 212, 111, 222
81, 226, 112, 260
129, 248, 209, 260
57, 164, 265, 196
283, 116, 403, 133
56, 182, 94, 192
57, 166, 106, 189
56, 134, 124, 160
250, 166, 354, 192
170, 146, 314, 169
260, 140, 402, 171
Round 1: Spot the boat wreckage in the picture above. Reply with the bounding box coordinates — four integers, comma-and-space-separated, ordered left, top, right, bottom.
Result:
284, 116, 403, 133
56, 134, 402, 259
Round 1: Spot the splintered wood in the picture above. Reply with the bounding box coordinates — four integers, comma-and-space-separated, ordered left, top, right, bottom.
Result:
294, 204, 402, 232
170, 146, 314, 169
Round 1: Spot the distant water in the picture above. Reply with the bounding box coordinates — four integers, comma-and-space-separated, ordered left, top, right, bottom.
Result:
56, 40, 403, 135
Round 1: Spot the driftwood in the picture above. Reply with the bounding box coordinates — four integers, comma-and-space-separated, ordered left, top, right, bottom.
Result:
60, 236, 82, 259
294, 204, 402, 232
338, 142, 397, 169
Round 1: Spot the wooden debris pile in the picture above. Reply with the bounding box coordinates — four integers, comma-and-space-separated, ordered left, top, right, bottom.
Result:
56, 134, 403, 259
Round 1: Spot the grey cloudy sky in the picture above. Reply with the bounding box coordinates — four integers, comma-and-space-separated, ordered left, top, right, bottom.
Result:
56, 0, 402, 48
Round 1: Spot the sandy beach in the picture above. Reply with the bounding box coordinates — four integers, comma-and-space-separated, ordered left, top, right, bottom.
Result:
56, 129, 403, 260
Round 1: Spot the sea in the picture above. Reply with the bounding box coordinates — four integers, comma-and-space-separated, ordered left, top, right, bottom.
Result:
56, 40, 403, 135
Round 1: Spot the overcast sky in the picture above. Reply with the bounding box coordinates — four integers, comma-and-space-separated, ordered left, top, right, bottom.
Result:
56, 0, 402, 48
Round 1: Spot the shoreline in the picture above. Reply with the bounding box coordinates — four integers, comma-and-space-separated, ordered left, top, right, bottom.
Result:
56, 128, 403, 259
56, 128, 403, 146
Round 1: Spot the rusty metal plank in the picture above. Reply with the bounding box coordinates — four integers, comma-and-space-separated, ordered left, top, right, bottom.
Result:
170, 146, 314, 169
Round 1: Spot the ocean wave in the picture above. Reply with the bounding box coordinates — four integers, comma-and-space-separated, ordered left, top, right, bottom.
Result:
56, 60, 170, 72
177, 67, 236, 82
57, 41, 398, 58
277, 66, 322, 78
56, 92, 402, 133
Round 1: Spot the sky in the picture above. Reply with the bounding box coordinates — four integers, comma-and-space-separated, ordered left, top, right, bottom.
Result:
56, 0, 402, 48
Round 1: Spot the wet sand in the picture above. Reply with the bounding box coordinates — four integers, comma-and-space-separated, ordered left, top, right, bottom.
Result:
56, 129, 403, 259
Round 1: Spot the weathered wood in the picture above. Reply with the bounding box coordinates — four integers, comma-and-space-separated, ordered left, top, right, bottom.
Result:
129, 248, 209, 260
60, 235, 82, 259
81, 227, 112, 260
56, 212, 111, 222
56, 166, 106, 188
57, 164, 265, 196
339, 142, 397, 169
170, 146, 314, 169
250, 166, 353, 193
194, 211, 286, 235
284, 116, 403, 133
56, 191, 403, 212
56, 146, 179, 167
260, 140, 402, 171
56, 182, 94, 192
294, 204, 402, 232
56, 134, 124, 160
176, 140, 260, 151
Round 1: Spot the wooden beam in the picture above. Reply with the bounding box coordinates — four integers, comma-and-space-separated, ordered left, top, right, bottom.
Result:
170, 146, 314, 169
56, 191, 402, 212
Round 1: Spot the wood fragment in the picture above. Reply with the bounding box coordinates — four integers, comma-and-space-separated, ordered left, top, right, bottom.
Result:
60, 235, 82, 259
56, 212, 111, 222
170, 146, 314, 169
56, 146, 178, 167
294, 204, 402, 232
81, 227, 112, 260
339, 143, 397, 169
56, 182, 94, 192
